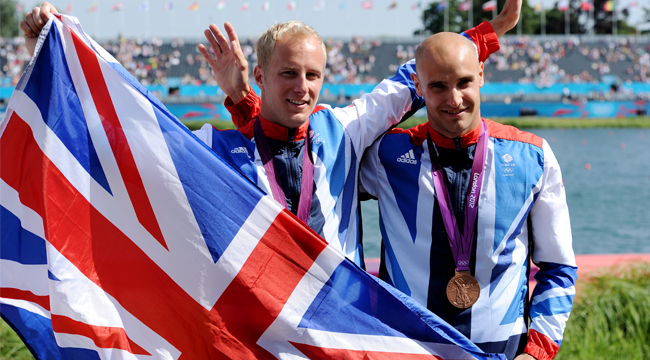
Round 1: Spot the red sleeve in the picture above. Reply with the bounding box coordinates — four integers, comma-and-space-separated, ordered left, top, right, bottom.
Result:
224, 89, 261, 128
522, 329, 560, 360
463, 21, 500, 63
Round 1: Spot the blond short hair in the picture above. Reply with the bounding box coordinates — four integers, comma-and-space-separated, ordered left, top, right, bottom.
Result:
256, 21, 327, 72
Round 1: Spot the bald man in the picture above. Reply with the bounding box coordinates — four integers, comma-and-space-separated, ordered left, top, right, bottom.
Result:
358, 32, 577, 360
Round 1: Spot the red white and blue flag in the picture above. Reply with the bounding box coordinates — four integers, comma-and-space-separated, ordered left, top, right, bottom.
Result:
0, 14, 505, 360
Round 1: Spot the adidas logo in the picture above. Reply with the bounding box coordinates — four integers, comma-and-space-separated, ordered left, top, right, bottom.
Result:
397, 150, 417, 165
231, 147, 250, 156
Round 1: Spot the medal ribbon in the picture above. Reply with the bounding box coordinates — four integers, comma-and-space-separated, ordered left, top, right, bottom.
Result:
253, 117, 314, 224
427, 121, 488, 272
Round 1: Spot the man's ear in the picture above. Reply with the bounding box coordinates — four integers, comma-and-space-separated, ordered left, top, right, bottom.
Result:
254, 66, 264, 91
478, 61, 485, 88
411, 72, 423, 97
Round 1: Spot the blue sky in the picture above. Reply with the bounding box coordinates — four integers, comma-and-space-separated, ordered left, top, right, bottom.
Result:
16, 0, 647, 40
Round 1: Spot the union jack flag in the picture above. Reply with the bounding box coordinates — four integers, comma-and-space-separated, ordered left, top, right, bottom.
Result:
0, 14, 505, 360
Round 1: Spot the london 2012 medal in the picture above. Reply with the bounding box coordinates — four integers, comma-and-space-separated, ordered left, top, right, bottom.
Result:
446, 271, 480, 309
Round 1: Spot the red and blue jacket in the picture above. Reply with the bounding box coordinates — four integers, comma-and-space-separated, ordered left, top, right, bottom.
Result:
359, 120, 578, 360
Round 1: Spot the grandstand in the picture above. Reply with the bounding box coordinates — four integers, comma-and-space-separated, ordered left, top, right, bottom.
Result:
2, 34, 650, 117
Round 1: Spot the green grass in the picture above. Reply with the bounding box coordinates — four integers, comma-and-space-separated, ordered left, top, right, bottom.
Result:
0, 319, 34, 360
397, 116, 650, 129
183, 116, 650, 131
3, 263, 649, 359
556, 262, 650, 360
182, 119, 236, 131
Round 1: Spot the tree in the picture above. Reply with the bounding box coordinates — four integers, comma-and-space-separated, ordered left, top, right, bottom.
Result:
643, 6, 650, 34
0, 0, 21, 38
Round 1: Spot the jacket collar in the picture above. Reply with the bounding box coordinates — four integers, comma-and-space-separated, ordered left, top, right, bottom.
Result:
256, 116, 309, 142
427, 121, 482, 150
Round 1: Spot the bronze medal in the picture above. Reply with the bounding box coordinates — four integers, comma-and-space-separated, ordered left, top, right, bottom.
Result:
446, 271, 480, 309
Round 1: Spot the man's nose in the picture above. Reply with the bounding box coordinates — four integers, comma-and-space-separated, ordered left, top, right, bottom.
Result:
447, 88, 462, 107
293, 75, 308, 95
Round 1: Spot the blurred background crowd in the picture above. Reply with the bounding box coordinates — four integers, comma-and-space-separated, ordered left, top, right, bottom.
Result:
2, 34, 649, 90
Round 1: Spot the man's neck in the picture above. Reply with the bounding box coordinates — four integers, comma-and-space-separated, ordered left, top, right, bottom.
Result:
428, 120, 483, 150
257, 115, 309, 142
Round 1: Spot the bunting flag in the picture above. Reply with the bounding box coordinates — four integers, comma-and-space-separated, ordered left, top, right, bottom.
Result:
16, 3, 23, 12
459, 0, 471, 11
314, 0, 325, 10
557, 0, 569, 11
388, 1, 398, 9
361, 0, 373, 9
628, 1, 638, 7
137, 0, 150, 12
287, 1, 298, 11
86, 2, 98, 12
188, 2, 199, 10
111, 1, 123, 11
262, 1, 272, 11
436, 1, 448, 10
64, 2, 73, 13
411, 1, 421, 10
163, 2, 174, 11
217, 1, 226, 10
579, 1, 593, 11
0, 12, 506, 360
533, 2, 542, 12
239, 2, 250, 11
339, 1, 347, 10
481, 0, 495, 11
603, 0, 613, 11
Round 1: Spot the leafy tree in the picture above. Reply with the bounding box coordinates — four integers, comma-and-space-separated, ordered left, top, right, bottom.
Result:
0, 0, 21, 38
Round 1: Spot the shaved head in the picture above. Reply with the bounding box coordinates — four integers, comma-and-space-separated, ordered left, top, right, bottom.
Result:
415, 32, 480, 75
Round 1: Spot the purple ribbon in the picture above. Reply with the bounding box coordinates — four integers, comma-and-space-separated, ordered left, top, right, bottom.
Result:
253, 117, 314, 224
427, 121, 488, 272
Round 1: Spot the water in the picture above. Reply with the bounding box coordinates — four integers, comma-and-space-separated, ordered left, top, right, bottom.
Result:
360, 128, 650, 258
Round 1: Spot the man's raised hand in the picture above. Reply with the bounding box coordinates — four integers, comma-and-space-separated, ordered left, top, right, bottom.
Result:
20, 2, 59, 56
197, 23, 250, 104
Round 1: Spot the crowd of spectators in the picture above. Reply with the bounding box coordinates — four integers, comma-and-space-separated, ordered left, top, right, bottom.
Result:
0, 37, 31, 86
2, 34, 650, 90
484, 36, 650, 86
325, 37, 381, 84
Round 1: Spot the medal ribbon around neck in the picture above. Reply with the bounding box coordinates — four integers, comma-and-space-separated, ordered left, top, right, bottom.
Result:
427, 120, 488, 273
253, 117, 314, 224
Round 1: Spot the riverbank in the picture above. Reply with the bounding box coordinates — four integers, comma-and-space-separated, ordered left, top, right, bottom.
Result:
183, 116, 650, 131
398, 116, 650, 129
